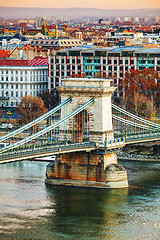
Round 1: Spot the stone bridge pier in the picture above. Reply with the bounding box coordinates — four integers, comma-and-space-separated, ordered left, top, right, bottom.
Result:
45, 78, 128, 188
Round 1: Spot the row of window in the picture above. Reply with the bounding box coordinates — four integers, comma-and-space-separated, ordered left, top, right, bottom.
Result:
51, 58, 160, 65
51, 59, 136, 65
0, 84, 47, 90
0, 76, 48, 82
31, 40, 81, 45
0, 70, 48, 75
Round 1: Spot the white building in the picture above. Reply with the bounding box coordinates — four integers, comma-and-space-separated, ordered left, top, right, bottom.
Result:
0, 57, 48, 107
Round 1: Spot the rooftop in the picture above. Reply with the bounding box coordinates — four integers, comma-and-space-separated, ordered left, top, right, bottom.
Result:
0, 56, 48, 67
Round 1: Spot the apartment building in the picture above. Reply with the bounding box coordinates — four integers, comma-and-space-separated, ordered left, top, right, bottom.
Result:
49, 46, 160, 98
0, 57, 48, 107
30, 38, 83, 49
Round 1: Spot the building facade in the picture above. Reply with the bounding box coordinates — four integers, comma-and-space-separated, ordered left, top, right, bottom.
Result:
49, 46, 160, 98
30, 38, 83, 49
0, 57, 48, 107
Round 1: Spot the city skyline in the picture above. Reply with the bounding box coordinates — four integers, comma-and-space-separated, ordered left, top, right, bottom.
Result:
0, 0, 160, 10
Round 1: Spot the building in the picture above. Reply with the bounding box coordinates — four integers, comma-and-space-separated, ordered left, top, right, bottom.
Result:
0, 57, 48, 107
49, 46, 160, 98
29, 38, 83, 49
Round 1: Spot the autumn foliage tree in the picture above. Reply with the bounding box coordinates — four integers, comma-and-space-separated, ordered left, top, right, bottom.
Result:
120, 68, 160, 117
70, 73, 87, 78
17, 95, 48, 124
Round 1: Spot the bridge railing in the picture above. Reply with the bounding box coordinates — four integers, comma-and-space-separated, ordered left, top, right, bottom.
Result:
125, 131, 160, 143
105, 137, 125, 148
0, 142, 97, 162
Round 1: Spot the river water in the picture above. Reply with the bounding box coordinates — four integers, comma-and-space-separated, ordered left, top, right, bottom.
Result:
0, 160, 160, 240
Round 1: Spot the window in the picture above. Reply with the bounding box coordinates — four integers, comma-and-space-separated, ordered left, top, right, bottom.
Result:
131, 60, 134, 65
108, 60, 111, 64
120, 60, 123, 64
103, 60, 106, 64
103, 66, 106, 71
125, 60, 128, 65
114, 60, 117, 64
67, 59, 70, 64
157, 66, 160, 71
72, 59, 75, 64
56, 59, 59, 64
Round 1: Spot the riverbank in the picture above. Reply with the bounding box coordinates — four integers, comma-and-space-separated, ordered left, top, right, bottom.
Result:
117, 152, 160, 162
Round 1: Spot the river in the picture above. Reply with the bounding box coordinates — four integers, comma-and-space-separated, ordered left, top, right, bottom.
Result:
0, 160, 160, 240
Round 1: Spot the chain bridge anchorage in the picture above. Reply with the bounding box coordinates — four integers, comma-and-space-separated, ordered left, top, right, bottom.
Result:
1, 78, 160, 188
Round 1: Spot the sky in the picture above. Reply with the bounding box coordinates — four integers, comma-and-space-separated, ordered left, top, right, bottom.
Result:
0, 0, 160, 9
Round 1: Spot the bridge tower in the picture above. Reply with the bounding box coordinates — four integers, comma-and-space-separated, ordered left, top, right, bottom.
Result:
46, 78, 128, 188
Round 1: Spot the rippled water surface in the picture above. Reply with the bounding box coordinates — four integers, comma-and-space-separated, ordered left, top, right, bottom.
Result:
0, 160, 160, 240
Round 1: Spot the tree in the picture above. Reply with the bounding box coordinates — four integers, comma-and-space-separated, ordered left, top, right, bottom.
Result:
17, 95, 48, 124
120, 68, 160, 117
70, 73, 87, 78
38, 88, 60, 109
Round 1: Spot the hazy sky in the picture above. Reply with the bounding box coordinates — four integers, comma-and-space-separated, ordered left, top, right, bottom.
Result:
0, 0, 160, 9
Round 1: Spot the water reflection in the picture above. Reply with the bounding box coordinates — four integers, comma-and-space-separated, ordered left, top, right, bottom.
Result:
44, 186, 129, 240
0, 161, 159, 240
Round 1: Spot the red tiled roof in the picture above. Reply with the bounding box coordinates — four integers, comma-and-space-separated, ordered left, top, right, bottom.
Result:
28, 56, 48, 66
0, 57, 48, 66
0, 50, 10, 59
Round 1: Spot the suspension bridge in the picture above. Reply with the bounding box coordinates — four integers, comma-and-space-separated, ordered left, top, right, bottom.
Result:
0, 77, 159, 188
0, 82, 160, 164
